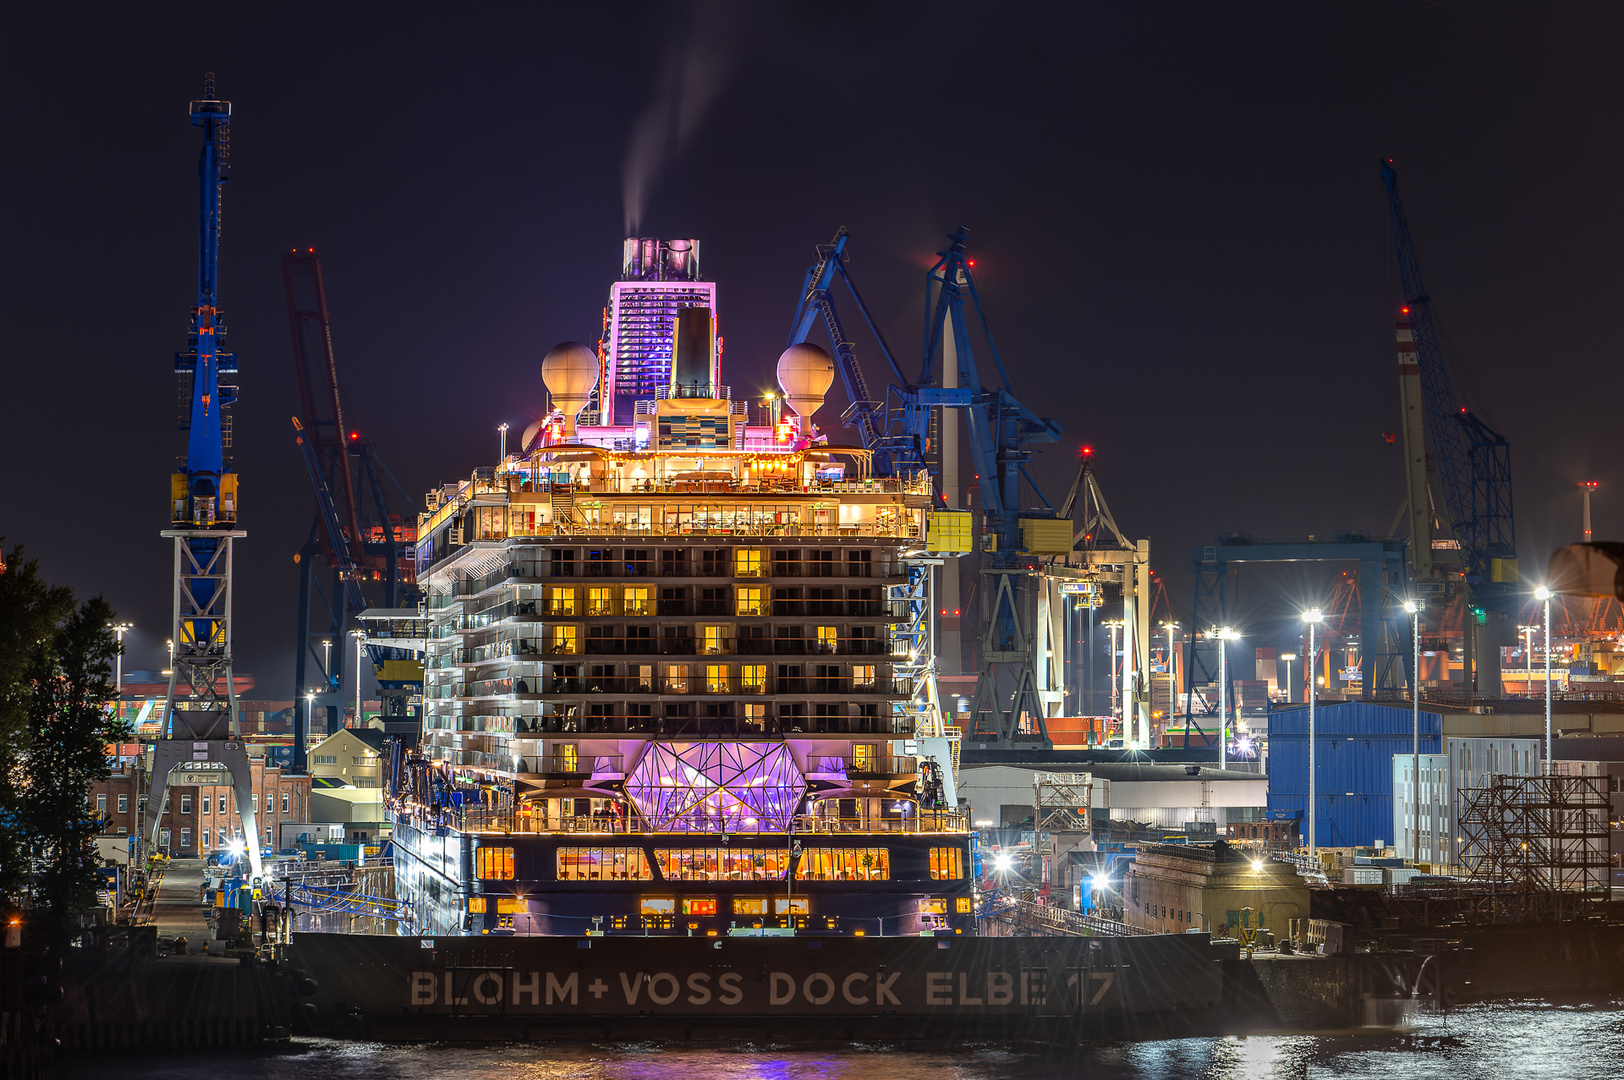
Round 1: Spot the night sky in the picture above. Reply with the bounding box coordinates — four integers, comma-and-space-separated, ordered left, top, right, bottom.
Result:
5, 3, 1622, 698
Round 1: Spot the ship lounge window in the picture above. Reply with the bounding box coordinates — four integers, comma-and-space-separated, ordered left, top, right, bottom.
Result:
683, 897, 718, 916
929, 847, 965, 880
556, 847, 652, 881
797, 848, 890, 881
476, 845, 515, 880
639, 897, 676, 915
734, 896, 769, 916
655, 848, 791, 881
775, 897, 809, 916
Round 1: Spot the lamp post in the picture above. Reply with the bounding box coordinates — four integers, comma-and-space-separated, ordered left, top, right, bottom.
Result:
1215, 628, 1238, 769
1535, 584, 1553, 771
1580, 481, 1598, 542
1162, 621, 1178, 727
1404, 599, 1422, 863
1518, 624, 1539, 691
304, 690, 316, 753
352, 628, 367, 728
498, 422, 509, 462
1302, 608, 1324, 857
1279, 653, 1297, 704
112, 622, 133, 700
1104, 619, 1124, 731
166, 638, 175, 664
322, 638, 332, 691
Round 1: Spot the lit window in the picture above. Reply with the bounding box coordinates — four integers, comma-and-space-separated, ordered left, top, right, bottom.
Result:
655, 848, 791, 881
736, 586, 765, 616
683, 897, 718, 916
548, 625, 579, 654
702, 626, 728, 654
706, 665, 730, 693
816, 626, 839, 652
930, 847, 965, 880
740, 665, 766, 693
546, 586, 577, 616
796, 848, 890, 881
734, 896, 768, 916
735, 549, 763, 577
623, 587, 651, 616
664, 664, 689, 693
556, 847, 652, 881
852, 665, 876, 689
476, 845, 515, 880
775, 897, 809, 915
587, 587, 615, 616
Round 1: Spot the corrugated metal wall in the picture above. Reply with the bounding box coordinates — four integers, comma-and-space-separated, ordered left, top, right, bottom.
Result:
1266, 702, 1442, 849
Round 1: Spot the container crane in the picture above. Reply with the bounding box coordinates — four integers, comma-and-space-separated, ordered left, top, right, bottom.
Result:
788, 227, 1065, 746
1382, 161, 1519, 695
143, 75, 265, 880
285, 250, 423, 768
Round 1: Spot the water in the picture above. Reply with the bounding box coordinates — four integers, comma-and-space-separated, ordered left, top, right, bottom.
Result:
62, 999, 1624, 1080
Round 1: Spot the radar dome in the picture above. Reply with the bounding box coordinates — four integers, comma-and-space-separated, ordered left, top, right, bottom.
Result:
541, 341, 600, 436
776, 343, 835, 435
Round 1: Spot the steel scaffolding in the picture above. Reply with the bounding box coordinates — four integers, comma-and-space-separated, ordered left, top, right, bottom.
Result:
1458, 773, 1611, 896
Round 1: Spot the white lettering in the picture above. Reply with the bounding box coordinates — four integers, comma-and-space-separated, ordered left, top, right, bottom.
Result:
471, 971, 503, 1005
619, 972, 645, 1004
1091, 972, 1115, 1005
686, 972, 712, 1005
647, 972, 680, 1006
445, 972, 468, 1005
803, 973, 834, 1005
718, 972, 743, 1005
958, 972, 982, 1005
410, 971, 436, 1006
841, 972, 870, 1005
547, 972, 579, 1005
926, 972, 953, 1006
988, 971, 1014, 1006
876, 971, 900, 1006
512, 971, 540, 1006
770, 972, 796, 1005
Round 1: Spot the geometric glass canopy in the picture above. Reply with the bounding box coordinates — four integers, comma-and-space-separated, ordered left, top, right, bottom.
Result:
624, 741, 804, 832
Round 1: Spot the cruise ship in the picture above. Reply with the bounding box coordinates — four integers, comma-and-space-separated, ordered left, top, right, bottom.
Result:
390, 238, 972, 939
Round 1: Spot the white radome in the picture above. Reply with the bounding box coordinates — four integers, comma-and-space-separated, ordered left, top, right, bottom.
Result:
776, 343, 834, 434
541, 341, 600, 435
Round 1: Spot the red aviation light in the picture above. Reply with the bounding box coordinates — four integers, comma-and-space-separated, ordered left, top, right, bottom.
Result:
350, 432, 359, 440
1401, 307, 1410, 315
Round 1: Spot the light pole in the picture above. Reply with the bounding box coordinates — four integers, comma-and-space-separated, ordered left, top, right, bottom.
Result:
351, 628, 367, 728
1580, 481, 1598, 542
112, 622, 133, 700
1404, 599, 1422, 863
1215, 627, 1238, 769
304, 690, 317, 753
1535, 584, 1553, 771
322, 638, 332, 691
1279, 653, 1297, 704
1302, 608, 1324, 857
1104, 620, 1124, 733
166, 638, 175, 664
1162, 621, 1179, 730
499, 422, 510, 462
1517, 623, 1539, 691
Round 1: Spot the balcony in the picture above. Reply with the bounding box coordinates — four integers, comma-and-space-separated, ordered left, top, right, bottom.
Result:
845, 755, 919, 779
511, 752, 623, 778
438, 807, 970, 838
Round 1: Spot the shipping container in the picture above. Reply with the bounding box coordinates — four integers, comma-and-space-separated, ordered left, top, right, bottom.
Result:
1265, 702, 1441, 849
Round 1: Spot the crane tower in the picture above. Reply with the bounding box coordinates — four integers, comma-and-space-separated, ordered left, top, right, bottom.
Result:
142, 75, 264, 880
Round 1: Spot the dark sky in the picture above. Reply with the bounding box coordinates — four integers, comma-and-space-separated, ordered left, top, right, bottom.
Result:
4, 2, 1622, 696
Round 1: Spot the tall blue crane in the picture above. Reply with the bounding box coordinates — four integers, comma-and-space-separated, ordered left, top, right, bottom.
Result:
788, 228, 1063, 745
143, 75, 265, 880
1381, 162, 1519, 695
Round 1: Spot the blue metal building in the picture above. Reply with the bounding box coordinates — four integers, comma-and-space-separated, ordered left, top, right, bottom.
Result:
1266, 701, 1441, 850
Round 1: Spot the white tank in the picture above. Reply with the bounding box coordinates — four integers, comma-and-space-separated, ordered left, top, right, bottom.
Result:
776, 343, 835, 436
541, 342, 600, 436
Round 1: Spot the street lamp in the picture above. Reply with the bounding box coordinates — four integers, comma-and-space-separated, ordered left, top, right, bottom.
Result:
1580, 481, 1598, 542
112, 622, 134, 700
166, 638, 175, 664
1162, 621, 1179, 722
1518, 624, 1539, 689
1104, 619, 1124, 728
1535, 584, 1553, 770
1301, 608, 1324, 857
1279, 654, 1297, 704
498, 422, 510, 462
1404, 599, 1422, 864
351, 628, 367, 728
304, 689, 317, 748
322, 638, 332, 690
1214, 628, 1239, 769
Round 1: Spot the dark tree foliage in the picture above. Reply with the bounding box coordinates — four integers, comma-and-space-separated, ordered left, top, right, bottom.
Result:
0, 542, 130, 941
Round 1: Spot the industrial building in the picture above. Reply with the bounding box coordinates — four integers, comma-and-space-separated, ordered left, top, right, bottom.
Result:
1390, 736, 1543, 868
1124, 843, 1310, 941
958, 761, 1268, 833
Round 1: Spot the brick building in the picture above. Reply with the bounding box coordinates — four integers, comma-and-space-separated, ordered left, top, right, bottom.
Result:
90, 747, 312, 857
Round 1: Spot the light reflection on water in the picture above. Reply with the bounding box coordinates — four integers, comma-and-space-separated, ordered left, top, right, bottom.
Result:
63, 999, 1624, 1080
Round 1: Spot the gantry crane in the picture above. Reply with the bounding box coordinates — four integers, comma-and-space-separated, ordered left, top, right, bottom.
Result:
285, 250, 423, 767
143, 75, 265, 880
788, 227, 1065, 747
1382, 161, 1519, 695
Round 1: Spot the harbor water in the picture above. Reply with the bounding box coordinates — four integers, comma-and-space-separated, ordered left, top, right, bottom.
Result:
62, 997, 1624, 1080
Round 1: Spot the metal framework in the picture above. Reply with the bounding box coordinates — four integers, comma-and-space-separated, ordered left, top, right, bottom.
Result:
1458, 773, 1610, 895
145, 75, 263, 880
1034, 773, 1093, 836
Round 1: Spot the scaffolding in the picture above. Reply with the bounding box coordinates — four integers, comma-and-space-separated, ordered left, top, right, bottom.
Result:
1458, 773, 1611, 899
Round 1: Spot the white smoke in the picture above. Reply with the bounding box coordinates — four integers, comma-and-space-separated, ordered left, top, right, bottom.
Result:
622, 3, 744, 235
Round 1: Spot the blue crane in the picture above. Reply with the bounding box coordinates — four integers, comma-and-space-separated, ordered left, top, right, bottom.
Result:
787, 228, 1063, 745
1381, 162, 1519, 695
144, 74, 266, 881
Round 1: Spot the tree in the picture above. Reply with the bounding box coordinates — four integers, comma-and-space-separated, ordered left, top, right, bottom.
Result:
0, 543, 130, 940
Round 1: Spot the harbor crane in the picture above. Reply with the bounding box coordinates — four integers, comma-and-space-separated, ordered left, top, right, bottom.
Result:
143, 75, 265, 880
788, 228, 1067, 747
285, 250, 423, 767
1382, 161, 1519, 695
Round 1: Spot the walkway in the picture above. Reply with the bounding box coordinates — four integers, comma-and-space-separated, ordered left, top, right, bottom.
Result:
148, 857, 211, 943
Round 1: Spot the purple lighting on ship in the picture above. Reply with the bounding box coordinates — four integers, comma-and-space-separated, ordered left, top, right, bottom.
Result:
625, 742, 804, 832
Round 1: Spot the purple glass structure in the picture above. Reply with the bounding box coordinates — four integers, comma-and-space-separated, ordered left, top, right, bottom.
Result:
625, 742, 805, 832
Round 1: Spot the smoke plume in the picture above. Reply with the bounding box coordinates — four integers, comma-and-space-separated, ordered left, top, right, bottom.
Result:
622, 3, 744, 235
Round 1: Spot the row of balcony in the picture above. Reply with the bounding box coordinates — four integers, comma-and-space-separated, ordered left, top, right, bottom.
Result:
503, 752, 918, 779
420, 807, 969, 837
434, 675, 909, 699
431, 558, 912, 603
425, 713, 913, 737
433, 636, 899, 658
